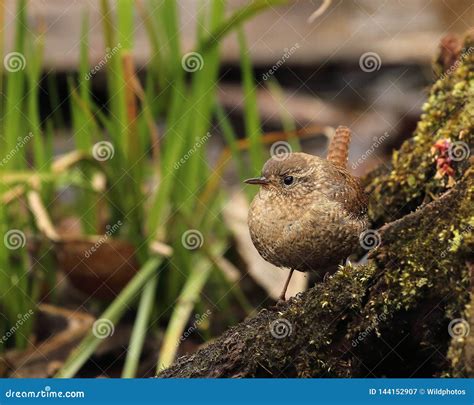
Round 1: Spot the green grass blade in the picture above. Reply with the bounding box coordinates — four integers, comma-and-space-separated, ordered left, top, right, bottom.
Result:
238, 28, 264, 171
117, 0, 134, 51
26, 31, 45, 169
215, 103, 247, 180
121, 274, 158, 378
160, 0, 182, 73
157, 247, 223, 371
3, 0, 27, 169
198, 0, 289, 54
175, 0, 225, 211
137, 0, 165, 89
55, 257, 163, 378
0, 0, 5, 99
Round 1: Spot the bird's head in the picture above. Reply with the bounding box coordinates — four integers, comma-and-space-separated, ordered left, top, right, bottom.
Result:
244, 152, 323, 198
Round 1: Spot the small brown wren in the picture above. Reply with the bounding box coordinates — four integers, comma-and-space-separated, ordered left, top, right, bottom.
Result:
245, 126, 368, 301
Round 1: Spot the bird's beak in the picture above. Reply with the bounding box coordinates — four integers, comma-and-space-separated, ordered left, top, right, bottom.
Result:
244, 176, 270, 185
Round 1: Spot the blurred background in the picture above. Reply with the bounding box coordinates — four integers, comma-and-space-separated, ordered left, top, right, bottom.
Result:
0, 0, 472, 378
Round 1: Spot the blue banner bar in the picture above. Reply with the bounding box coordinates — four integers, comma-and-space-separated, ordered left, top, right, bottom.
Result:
0, 379, 474, 405
0, 379, 472, 404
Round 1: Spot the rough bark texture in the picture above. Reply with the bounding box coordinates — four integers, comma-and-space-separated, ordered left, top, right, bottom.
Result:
157, 32, 474, 378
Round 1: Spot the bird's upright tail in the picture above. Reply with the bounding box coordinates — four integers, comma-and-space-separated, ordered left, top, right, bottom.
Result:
327, 125, 352, 169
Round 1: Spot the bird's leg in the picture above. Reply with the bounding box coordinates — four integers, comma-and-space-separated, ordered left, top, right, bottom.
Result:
279, 268, 295, 301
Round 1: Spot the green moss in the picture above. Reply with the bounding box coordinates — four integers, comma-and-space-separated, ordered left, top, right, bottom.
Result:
365, 33, 474, 226
447, 294, 473, 377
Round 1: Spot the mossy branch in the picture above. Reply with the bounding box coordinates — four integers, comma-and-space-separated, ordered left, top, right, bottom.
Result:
158, 172, 472, 378
157, 31, 474, 378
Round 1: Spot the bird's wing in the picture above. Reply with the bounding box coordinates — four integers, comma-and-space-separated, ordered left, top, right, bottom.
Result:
319, 164, 368, 220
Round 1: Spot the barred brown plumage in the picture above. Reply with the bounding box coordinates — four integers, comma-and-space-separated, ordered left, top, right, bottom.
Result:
245, 126, 368, 300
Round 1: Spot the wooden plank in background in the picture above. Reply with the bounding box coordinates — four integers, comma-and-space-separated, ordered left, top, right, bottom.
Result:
2, 0, 473, 70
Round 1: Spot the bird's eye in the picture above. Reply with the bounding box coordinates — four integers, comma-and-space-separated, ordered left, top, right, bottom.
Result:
283, 175, 294, 186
